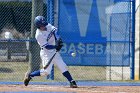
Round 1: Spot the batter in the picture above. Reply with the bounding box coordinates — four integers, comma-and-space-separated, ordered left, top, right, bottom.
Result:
24, 16, 77, 88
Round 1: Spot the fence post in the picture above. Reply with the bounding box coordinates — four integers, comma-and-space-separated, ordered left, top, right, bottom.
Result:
7, 39, 11, 60
29, 0, 43, 72
46, 0, 55, 80
131, 0, 136, 80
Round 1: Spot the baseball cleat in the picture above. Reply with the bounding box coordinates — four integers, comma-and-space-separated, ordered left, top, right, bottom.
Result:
70, 80, 78, 88
24, 72, 32, 86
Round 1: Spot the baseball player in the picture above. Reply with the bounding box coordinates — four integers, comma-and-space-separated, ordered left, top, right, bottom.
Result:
24, 16, 77, 88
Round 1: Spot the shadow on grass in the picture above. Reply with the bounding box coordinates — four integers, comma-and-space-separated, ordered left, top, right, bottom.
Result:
0, 67, 13, 73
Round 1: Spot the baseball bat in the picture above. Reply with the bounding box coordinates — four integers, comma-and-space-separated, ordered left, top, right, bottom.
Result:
43, 51, 57, 69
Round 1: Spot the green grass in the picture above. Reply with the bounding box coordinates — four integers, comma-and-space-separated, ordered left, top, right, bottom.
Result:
0, 62, 28, 81
0, 62, 107, 82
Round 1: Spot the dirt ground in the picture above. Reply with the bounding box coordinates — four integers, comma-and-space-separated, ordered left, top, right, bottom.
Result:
0, 85, 140, 93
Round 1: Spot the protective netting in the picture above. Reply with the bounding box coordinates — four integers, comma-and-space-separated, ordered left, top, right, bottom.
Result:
0, 0, 135, 82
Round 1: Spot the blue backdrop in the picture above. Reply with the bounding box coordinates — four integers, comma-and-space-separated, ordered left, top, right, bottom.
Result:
58, 0, 134, 66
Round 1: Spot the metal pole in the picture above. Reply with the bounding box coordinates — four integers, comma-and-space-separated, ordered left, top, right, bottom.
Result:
29, 0, 43, 72
138, 0, 140, 80
46, 0, 54, 80
131, 0, 136, 80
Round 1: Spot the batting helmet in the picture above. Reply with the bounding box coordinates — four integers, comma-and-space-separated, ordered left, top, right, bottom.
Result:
34, 16, 48, 28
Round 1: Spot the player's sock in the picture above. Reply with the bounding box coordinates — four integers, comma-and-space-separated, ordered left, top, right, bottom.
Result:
62, 71, 73, 82
29, 70, 41, 77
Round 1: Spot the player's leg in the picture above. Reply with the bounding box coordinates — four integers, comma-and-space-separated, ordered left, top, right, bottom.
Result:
62, 71, 78, 88
24, 70, 42, 86
24, 71, 32, 86
24, 63, 53, 86
24, 54, 53, 86
53, 53, 77, 88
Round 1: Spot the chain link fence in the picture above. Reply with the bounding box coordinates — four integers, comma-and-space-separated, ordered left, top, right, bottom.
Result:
0, 0, 136, 82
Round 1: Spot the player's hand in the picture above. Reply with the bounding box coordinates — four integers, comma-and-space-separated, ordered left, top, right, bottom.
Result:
56, 38, 63, 51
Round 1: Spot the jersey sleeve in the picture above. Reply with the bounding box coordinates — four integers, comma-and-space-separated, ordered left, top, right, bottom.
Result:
36, 35, 48, 48
52, 27, 60, 40
36, 33, 56, 50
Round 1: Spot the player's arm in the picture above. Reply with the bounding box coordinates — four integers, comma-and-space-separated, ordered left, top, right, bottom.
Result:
42, 43, 56, 49
39, 37, 62, 50
51, 27, 61, 40
44, 39, 63, 51
51, 27, 64, 51
37, 37, 63, 50
42, 42, 62, 51
36, 35, 56, 50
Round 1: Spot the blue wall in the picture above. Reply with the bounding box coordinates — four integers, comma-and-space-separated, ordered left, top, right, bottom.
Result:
58, 0, 134, 66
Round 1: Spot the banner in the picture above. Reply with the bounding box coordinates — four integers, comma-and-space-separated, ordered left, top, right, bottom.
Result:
58, 0, 132, 66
